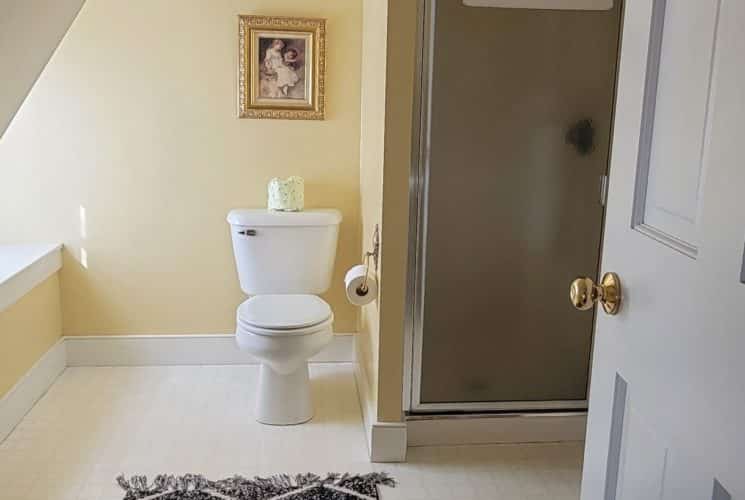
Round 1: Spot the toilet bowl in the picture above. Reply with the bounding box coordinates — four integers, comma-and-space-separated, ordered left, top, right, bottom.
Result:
227, 208, 342, 425
236, 294, 334, 424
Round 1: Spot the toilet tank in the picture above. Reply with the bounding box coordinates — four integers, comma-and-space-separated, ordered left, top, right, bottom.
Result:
227, 209, 342, 295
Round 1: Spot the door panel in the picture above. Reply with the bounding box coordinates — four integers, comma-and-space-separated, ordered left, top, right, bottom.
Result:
615, 405, 669, 500
581, 0, 745, 498
603, 374, 627, 500
633, 0, 723, 255
712, 481, 732, 500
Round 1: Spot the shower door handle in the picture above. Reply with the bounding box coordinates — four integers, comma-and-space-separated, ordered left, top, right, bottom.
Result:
569, 272, 622, 315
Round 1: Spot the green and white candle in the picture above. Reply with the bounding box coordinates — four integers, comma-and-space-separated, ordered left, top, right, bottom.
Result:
267, 176, 304, 211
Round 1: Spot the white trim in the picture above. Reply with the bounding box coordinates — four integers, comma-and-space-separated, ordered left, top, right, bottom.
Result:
369, 423, 407, 463
65, 333, 354, 366
634, 223, 697, 259
407, 412, 587, 447
0, 244, 62, 313
354, 354, 376, 451
0, 338, 66, 442
353, 358, 407, 463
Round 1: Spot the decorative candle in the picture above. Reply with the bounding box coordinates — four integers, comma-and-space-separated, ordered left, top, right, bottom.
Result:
267, 176, 304, 211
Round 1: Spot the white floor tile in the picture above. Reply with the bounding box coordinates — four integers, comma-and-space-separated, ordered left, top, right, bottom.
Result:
0, 364, 583, 499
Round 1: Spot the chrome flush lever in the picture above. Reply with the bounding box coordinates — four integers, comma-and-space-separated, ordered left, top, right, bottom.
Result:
238, 229, 257, 236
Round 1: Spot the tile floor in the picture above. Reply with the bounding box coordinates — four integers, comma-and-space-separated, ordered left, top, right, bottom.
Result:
0, 364, 584, 499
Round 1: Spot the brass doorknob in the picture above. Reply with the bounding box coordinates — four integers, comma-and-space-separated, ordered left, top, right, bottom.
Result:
570, 272, 622, 315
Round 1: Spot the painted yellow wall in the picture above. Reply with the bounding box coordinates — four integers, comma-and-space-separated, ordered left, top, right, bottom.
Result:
357, 0, 389, 420
0, 0, 362, 335
356, 0, 418, 424
376, 0, 418, 423
0, 275, 62, 398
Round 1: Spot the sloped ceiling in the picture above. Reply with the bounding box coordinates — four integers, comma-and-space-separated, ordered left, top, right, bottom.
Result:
0, 0, 85, 139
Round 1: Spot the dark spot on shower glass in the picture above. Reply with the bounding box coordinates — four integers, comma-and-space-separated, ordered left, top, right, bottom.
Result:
465, 378, 491, 394
566, 119, 596, 155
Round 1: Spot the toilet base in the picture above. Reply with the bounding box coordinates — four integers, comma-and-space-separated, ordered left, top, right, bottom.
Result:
255, 363, 313, 425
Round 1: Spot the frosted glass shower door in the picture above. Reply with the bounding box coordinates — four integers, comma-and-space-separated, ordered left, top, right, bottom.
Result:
409, 0, 622, 411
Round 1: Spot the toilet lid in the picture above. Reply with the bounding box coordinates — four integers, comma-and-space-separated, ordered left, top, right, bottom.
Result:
237, 295, 332, 330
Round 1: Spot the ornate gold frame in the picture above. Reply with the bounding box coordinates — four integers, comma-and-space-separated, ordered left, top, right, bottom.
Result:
238, 15, 326, 120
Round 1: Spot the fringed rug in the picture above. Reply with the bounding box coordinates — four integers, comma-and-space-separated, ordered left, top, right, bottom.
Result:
117, 472, 395, 500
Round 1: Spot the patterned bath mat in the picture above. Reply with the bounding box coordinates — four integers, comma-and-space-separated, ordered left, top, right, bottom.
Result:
117, 472, 395, 499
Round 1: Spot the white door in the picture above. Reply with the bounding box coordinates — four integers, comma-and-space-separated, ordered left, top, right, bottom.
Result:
579, 1, 745, 499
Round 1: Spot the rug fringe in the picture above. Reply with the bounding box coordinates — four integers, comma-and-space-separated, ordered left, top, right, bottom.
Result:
116, 472, 395, 499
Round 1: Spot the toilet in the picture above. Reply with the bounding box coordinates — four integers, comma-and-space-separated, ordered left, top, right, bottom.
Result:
227, 208, 342, 425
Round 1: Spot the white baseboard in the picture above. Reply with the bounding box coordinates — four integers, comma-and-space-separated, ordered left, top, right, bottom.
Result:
407, 412, 587, 447
65, 333, 354, 366
353, 358, 407, 463
0, 338, 66, 442
353, 357, 376, 452
369, 422, 408, 462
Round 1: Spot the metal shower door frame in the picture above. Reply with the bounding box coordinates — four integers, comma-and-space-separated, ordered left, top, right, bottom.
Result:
404, 0, 593, 414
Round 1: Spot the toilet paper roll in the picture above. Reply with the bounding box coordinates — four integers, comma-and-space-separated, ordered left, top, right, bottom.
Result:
344, 264, 377, 306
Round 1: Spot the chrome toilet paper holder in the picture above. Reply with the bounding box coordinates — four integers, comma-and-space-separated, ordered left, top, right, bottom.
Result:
358, 224, 380, 295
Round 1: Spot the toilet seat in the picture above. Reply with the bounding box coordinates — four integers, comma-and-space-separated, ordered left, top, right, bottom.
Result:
237, 295, 333, 336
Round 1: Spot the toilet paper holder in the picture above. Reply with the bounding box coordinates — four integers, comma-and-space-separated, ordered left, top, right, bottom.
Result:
358, 224, 380, 295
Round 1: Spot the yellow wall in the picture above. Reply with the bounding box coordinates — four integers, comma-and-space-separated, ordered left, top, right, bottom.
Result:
0, 0, 362, 335
376, 0, 418, 423
356, 0, 418, 424
0, 275, 62, 398
357, 0, 389, 421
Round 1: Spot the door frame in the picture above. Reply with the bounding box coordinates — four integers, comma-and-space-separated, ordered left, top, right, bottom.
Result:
404, 0, 619, 414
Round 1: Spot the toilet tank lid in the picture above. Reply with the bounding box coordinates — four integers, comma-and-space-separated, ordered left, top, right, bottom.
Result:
227, 209, 342, 227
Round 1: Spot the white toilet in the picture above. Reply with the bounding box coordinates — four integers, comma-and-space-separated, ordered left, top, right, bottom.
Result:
227, 208, 341, 425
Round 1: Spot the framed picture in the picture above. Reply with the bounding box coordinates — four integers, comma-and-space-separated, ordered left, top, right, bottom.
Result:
238, 15, 326, 120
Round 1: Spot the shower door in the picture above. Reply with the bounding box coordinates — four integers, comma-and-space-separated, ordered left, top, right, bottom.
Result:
407, 0, 622, 412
